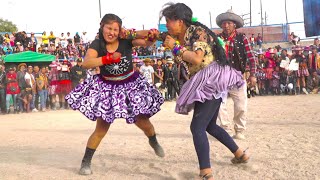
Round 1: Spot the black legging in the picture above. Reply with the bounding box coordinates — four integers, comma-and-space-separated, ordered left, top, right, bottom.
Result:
191, 98, 239, 169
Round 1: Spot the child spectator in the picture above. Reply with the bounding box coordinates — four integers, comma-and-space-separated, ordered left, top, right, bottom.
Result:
140, 58, 154, 84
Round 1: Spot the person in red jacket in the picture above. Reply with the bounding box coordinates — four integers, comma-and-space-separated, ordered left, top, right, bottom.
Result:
6, 67, 20, 114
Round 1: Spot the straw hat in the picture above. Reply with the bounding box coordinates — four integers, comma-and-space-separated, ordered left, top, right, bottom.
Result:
17, 63, 27, 70
167, 58, 174, 64
143, 58, 151, 63
216, 9, 244, 29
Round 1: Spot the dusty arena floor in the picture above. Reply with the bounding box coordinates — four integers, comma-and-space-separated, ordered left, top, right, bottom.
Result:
0, 95, 319, 180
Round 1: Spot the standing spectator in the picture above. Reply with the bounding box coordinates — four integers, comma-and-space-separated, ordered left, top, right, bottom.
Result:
153, 59, 164, 87
74, 32, 81, 46
30, 32, 38, 50
33, 66, 40, 110
216, 9, 257, 139
3, 34, 10, 44
140, 58, 154, 84
81, 32, 89, 48
22, 31, 31, 48
36, 67, 49, 111
48, 31, 56, 45
309, 46, 319, 73
10, 32, 15, 47
0, 64, 6, 114
163, 58, 179, 100
24, 66, 38, 112
70, 58, 87, 88
42, 31, 49, 47
6, 67, 20, 114
57, 60, 72, 109
292, 46, 308, 94
48, 61, 60, 110
17, 63, 27, 113
66, 32, 73, 44
22, 66, 34, 113
59, 33, 67, 48
250, 34, 255, 47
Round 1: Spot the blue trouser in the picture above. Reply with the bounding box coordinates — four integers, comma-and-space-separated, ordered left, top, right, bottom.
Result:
0, 89, 5, 112
30, 92, 36, 110
38, 90, 48, 109
191, 98, 239, 169
6, 94, 17, 111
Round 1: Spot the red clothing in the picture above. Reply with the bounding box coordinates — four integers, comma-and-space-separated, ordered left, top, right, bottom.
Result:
6, 72, 20, 94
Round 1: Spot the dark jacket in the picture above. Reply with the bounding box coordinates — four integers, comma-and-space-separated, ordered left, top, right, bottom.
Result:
70, 65, 87, 84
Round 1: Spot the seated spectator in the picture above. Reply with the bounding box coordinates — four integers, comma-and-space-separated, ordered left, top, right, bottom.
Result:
307, 70, 319, 94
290, 32, 300, 45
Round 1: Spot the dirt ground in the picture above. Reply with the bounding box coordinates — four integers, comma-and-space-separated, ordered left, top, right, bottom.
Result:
0, 95, 319, 180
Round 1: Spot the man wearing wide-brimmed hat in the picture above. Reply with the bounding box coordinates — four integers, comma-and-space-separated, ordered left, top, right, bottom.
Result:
216, 9, 257, 140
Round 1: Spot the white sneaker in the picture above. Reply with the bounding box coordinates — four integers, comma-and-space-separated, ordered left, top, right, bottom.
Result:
233, 132, 246, 140
42, 108, 46, 112
32, 108, 38, 112
302, 88, 308, 95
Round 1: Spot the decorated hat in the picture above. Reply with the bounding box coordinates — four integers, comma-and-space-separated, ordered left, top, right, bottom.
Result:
303, 46, 310, 51
216, 9, 244, 29
49, 61, 58, 68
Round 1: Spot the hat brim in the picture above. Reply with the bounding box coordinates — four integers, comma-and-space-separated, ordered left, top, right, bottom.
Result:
216, 12, 244, 29
17, 63, 27, 69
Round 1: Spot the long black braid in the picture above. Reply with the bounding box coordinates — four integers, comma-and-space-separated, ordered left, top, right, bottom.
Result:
186, 20, 229, 66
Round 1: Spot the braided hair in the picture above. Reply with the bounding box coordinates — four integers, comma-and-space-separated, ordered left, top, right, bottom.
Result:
160, 3, 228, 66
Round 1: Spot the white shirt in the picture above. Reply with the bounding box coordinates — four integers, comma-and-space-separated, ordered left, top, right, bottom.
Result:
81, 34, 88, 44
59, 35, 67, 44
24, 73, 35, 88
140, 65, 154, 84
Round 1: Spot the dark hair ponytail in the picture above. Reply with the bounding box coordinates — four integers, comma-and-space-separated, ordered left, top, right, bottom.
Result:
189, 21, 228, 66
